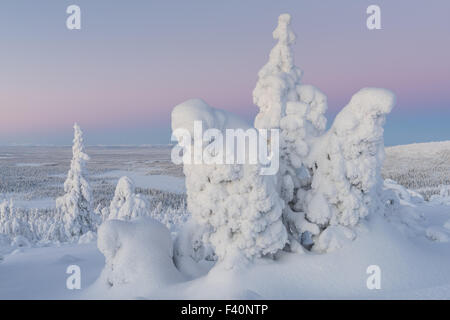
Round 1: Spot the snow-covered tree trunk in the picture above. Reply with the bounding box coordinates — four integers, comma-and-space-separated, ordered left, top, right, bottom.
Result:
53, 123, 97, 242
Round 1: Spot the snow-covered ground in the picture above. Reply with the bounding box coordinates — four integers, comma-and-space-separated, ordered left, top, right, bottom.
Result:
1, 142, 450, 299
2, 202, 450, 299
0, 243, 103, 299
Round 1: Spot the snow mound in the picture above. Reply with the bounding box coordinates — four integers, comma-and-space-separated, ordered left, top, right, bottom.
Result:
11, 235, 31, 248
384, 179, 424, 204
173, 219, 215, 278
91, 218, 183, 298
313, 226, 356, 253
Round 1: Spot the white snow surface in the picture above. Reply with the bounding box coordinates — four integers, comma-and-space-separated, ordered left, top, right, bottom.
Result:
2, 199, 450, 299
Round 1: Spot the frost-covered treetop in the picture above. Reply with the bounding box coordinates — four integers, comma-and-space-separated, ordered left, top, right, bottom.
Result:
271, 13, 296, 73
64, 123, 90, 193
73, 123, 87, 155
70, 123, 89, 172
253, 13, 303, 130
258, 13, 300, 77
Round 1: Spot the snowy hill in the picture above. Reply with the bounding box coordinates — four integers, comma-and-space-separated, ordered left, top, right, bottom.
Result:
383, 141, 450, 199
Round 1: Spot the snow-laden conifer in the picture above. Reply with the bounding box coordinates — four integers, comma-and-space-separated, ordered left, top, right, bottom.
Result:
253, 13, 328, 250
172, 99, 287, 267
53, 123, 97, 241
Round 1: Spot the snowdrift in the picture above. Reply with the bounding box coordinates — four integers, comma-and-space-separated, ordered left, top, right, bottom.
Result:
86, 218, 183, 299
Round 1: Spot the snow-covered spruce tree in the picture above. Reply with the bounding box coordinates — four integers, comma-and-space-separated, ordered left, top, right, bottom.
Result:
253, 13, 328, 251
171, 99, 287, 268
52, 123, 97, 242
305, 88, 395, 252
107, 176, 150, 221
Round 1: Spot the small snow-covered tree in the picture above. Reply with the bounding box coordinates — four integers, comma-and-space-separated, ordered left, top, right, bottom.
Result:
0, 200, 13, 237
253, 13, 328, 251
305, 88, 395, 252
107, 176, 149, 221
53, 123, 96, 242
172, 99, 287, 268
0, 199, 33, 242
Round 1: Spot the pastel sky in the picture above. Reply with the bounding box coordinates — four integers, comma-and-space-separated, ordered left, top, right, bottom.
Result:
0, 0, 449, 146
